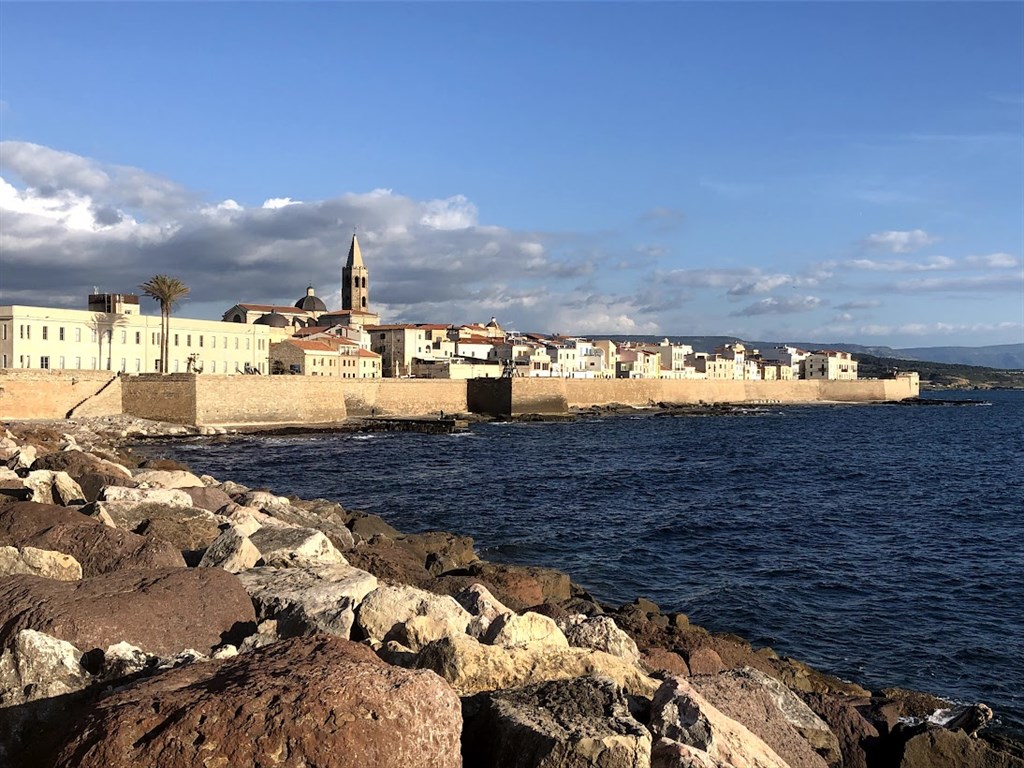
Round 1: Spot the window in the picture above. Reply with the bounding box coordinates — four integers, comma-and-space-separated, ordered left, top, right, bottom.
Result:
187, 335, 192, 346
18, 325, 23, 339
90, 357, 97, 369
120, 358, 126, 372
91, 330, 97, 343
25, 326, 30, 340
42, 326, 48, 340
135, 332, 141, 344
246, 338, 250, 350
59, 356, 65, 368
174, 334, 179, 346
40, 356, 49, 369
59, 327, 65, 341
135, 359, 141, 371
1, 324, 5, 341
211, 336, 216, 349
1, 355, 6, 368
199, 336, 204, 348
174, 359, 180, 372
75, 357, 81, 369
75, 328, 82, 342
211, 361, 217, 373
234, 338, 239, 349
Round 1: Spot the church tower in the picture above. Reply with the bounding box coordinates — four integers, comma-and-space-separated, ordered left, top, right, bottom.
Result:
342, 233, 369, 312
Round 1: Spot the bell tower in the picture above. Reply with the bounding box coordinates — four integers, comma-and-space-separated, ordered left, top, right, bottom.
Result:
342, 232, 369, 312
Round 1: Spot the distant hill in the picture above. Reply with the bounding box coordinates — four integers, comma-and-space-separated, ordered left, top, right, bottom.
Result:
855, 354, 1024, 390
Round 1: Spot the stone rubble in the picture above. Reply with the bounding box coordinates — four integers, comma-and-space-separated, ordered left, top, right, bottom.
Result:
0, 417, 1018, 768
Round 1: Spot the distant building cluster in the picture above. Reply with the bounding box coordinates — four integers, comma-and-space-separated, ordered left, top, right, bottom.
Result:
0, 234, 857, 381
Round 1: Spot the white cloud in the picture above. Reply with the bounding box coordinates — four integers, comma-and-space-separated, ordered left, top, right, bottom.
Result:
844, 256, 955, 272
262, 197, 301, 209
731, 296, 824, 316
965, 252, 1019, 269
862, 229, 938, 254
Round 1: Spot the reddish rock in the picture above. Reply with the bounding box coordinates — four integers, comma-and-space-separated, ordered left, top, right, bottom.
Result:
802, 693, 881, 768
181, 485, 232, 512
53, 635, 462, 768
346, 537, 433, 587
642, 647, 691, 677
0, 501, 185, 576
686, 646, 725, 675
466, 562, 571, 611
899, 727, 1024, 768
0, 568, 255, 657
76, 470, 135, 503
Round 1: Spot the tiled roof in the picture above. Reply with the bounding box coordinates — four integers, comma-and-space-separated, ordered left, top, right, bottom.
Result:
237, 303, 307, 314
357, 349, 381, 358
286, 339, 336, 352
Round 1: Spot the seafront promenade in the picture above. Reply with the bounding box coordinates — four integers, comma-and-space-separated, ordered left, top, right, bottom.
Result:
0, 369, 920, 425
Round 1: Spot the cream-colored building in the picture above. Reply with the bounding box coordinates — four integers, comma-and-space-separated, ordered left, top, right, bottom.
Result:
1, 295, 273, 375
803, 350, 858, 380
616, 348, 661, 379
270, 337, 381, 378
367, 324, 452, 377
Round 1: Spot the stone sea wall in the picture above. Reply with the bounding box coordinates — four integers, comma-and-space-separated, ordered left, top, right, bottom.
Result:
1, 369, 919, 425
0, 415, 1012, 768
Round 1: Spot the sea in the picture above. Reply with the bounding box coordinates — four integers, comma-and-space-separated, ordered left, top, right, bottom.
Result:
145, 389, 1024, 734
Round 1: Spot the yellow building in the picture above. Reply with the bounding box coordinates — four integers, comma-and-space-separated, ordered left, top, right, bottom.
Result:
1, 295, 273, 374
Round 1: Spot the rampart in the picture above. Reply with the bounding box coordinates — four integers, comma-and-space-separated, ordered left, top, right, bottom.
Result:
0, 370, 123, 420
466, 375, 920, 416
1, 370, 918, 425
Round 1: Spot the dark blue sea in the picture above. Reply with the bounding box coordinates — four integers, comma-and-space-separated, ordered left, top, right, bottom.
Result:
148, 389, 1024, 733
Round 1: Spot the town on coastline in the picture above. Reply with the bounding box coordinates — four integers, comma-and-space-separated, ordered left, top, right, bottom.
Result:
2, 234, 862, 384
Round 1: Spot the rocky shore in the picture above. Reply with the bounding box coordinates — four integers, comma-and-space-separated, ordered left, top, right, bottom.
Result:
0, 415, 1020, 768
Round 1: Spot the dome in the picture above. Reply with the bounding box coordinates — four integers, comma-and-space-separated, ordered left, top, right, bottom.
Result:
294, 286, 327, 313
254, 311, 289, 328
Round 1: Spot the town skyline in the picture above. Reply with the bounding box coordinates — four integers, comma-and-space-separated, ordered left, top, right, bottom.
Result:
1, 3, 1021, 348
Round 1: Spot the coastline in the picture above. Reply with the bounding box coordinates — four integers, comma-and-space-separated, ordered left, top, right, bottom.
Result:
1, 414, 1020, 768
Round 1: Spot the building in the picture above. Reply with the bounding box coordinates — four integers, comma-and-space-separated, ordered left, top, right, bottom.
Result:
367, 324, 452, 377
1, 294, 273, 374
803, 350, 859, 380
269, 337, 381, 378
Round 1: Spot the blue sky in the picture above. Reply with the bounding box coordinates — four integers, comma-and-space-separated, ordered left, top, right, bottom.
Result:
1, 2, 1022, 348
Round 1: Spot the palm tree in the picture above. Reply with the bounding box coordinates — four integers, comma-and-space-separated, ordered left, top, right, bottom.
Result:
139, 275, 190, 374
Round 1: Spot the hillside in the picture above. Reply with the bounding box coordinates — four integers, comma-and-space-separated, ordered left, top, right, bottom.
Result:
854, 354, 1024, 390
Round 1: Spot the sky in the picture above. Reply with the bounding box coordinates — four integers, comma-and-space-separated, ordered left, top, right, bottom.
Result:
0, 2, 1022, 349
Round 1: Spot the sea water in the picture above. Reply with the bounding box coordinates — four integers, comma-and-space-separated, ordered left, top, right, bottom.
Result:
149, 389, 1024, 733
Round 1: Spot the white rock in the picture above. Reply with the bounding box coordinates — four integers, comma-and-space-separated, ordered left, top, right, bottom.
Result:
22, 470, 85, 505
7, 445, 37, 470
249, 526, 347, 568
0, 630, 92, 707
0, 546, 82, 580
238, 490, 292, 511
563, 615, 641, 662
131, 469, 204, 489
455, 583, 512, 639
482, 611, 570, 649
99, 486, 194, 507
198, 527, 261, 573
356, 583, 471, 648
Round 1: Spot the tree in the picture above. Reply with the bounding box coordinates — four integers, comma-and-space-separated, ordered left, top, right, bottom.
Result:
139, 275, 190, 374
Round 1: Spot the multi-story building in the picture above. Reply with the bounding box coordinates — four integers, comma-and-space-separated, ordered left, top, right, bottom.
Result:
1, 294, 273, 374
803, 350, 858, 380
367, 324, 452, 377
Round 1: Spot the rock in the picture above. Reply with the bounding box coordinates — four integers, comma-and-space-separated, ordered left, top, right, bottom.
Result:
75, 469, 135, 503
772, 656, 871, 698
249, 526, 348, 568
7, 445, 37, 470
218, 479, 250, 496
397, 531, 477, 573
686, 646, 725, 675
99, 485, 194, 507
455, 582, 512, 638
181, 485, 232, 512
0, 545, 82, 580
899, 727, 1024, 768
467, 561, 571, 610
466, 676, 652, 768
417, 633, 658, 697
563, 615, 641, 662
346, 536, 433, 587
131, 469, 204, 489
356, 583, 471, 650
0, 629, 92, 707
944, 703, 994, 736
51, 635, 463, 768
643, 648, 691, 677
237, 489, 291, 510
349, 512, 401, 541
138, 457, 191, 471
801, 693, 881, 768
237, 563, 378, 639
649, 675, 791, 768
650, 738, 727, 767
689, 667, 836, 768
22, 470, 86, 505
260, 497, 356, 551
30, 451, 131, 481
482, 611, 569, 649
0, 568, 255, 657
0, 502, 186, 576
133, 512, 222, 561
198, 526, 262, 572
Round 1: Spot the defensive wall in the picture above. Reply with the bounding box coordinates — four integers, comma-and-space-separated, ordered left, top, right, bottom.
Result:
0, 370, 123, 420
466, 375, 920, 416
1, 369, 918, 425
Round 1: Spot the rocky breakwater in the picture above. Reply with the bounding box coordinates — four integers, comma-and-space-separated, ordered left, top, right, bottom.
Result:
0, 418, 1020, 768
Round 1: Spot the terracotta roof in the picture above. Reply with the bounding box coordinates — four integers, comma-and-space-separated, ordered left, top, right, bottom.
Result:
286, 339, 337, 353
357, 349, 381, 358
292, 326, 329, 337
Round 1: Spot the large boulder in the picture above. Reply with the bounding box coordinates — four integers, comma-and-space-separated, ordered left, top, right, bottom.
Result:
199, 526, 262, 572
131, 469, 204, 489
649, 675, 791, 768
0, 629, 92, 707
346, 536, 434, 587
465, 676, 651, 768
21, 470, 85, 506
51, 635, 463, 768
261, 497, 356, 550
899, 727, 1024, 768
417, 633, 658, 697
455, 582, 513, 639
801, 693, 881, 768
0, 502, 186, 576
467, 562, 571, 610
249, 526, 348, 568
0, 545, 82, 580
563, 615, 641, 662
357, 583, 471, 650
181, 485, 232, 513
689, 668, 838, 768
0, 568, 255, 657
481, 611, 569, 649
397, 531, 477, 574
237, 564, 378, 639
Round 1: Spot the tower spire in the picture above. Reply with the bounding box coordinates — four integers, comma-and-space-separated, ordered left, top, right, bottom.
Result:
342, 231, 369, 312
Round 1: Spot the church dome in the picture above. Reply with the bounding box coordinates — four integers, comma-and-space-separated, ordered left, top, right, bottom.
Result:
295, 286, 327, 313
254, 311, 289, 328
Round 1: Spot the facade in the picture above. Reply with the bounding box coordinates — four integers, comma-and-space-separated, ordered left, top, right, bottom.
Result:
803, 350, 859, 380
269, 337, 381, 378
367, 324, 452, 377
1, 298, 273, 374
